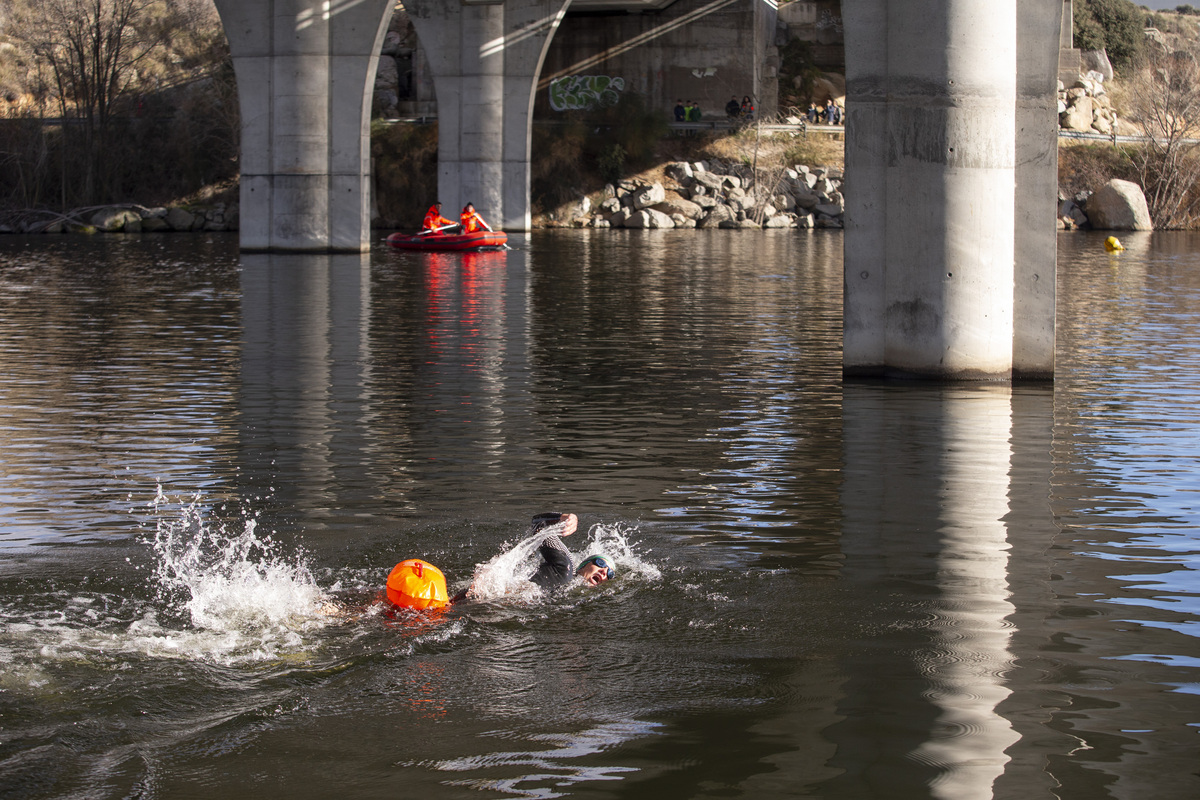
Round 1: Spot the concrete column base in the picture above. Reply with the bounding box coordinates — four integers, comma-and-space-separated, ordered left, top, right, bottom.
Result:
215, 0, 394, 252
843, 0, 1060, 381
407, 0, 571, 232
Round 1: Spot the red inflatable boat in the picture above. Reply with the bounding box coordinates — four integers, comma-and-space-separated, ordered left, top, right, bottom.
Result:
386, 230, 508, 251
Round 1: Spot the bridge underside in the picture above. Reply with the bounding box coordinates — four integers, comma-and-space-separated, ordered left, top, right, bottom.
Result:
215, 0, 1061, 380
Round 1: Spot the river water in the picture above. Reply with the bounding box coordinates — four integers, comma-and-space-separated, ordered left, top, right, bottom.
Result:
0, 229, 1196, 799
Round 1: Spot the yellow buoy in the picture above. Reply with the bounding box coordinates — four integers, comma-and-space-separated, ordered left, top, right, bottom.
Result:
386, 559, 449, 610
1104, 236, 1125, 252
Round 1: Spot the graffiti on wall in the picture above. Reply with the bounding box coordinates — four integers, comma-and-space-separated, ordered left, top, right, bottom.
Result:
817, 10, 843, 35
548, 75, 626, 111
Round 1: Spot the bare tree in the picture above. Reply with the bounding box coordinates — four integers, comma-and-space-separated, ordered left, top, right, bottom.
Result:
1126, 44, 1200, 228
10, 0, 165, 205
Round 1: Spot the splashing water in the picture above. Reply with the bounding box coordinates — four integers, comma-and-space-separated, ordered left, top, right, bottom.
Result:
145, 490, 334, 657
465, 521, 660, 603
0, 491, 341, 672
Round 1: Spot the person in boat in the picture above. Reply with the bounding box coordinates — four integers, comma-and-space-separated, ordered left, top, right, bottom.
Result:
460, 202, 489, 234
450, 512, 616, 604
422, 201, 457, 234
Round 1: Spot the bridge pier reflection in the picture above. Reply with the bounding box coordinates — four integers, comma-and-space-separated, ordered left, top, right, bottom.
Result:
828, 384, 1024, 796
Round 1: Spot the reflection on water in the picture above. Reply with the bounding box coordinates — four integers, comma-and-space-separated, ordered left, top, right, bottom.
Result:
0, 230, 1197, 798
837, 385, 1019, 798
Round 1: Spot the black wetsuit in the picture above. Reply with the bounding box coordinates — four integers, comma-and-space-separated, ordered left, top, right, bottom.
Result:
529, 534, 575, 590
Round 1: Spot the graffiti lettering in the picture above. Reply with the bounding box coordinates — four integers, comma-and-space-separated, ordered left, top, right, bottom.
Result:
548, 75, 626, 112
817, 10, 843, 34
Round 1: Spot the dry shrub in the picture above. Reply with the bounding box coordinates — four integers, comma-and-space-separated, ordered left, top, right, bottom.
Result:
1125, 46, 1200, 228
531, 116, 588, 212
1057, 142, 1138, 199
371, 121, 438, 229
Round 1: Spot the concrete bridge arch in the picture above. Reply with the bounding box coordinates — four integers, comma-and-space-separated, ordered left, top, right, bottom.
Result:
214, 0, 1064, 380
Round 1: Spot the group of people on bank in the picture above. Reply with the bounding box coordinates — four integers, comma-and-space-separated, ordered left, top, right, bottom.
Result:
724, 95, 755, 120
422, 201, 489, 235
672, 96, 755, 125
806, 101, 843, 126
671, 95, 844, 127
673, 98, 705, 122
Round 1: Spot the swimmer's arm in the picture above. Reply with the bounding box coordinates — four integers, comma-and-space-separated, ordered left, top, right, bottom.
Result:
537, 534, 574, 580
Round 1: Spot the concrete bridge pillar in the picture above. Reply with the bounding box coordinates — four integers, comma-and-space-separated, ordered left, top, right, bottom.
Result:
405, 0, 571, 232
213, 0, 393, 251
842, 0, 1061, 380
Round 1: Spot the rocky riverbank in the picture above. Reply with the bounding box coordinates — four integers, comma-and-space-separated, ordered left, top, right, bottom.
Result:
0, 161, 1154, 237
543, 159, 845, 230
0, 204, 238, 235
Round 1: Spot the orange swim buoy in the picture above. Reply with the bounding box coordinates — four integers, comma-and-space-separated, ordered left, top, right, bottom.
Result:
386, 559, 449, 610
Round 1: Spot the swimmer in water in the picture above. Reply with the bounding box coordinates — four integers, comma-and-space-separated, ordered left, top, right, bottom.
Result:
451, 512, 615, 603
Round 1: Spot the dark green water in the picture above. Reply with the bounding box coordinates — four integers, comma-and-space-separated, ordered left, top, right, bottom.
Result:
0, 229, 1196, 799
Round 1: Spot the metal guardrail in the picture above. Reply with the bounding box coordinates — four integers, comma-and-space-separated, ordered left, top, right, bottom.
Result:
375, 116, 845, 136
1057, 129, 1200, 145
667, 120, 844, 135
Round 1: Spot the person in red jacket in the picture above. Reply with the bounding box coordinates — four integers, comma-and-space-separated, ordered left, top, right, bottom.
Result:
422, 202, 456, 233
460, 202, 489, 233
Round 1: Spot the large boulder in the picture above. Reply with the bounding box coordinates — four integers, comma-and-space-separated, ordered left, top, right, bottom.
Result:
166, 207, 196, 231
698, 204, 736, 229
1087, 179, 1152, 231
665, 162, 694, 183
653, 190, 704, 220
792, 187, 821, 210
556, 196, 591, 222
632, 182, 666, 210
381, 30, 403, 56
646, 209, 675, 228
623, 209, 674, 229
608, 209, 631, 228
693, 172, 725, 193
1080, 50, 1114, 82
91, 208, 141, 232
1060, 95, 1094, 132
374, 55, 399, 92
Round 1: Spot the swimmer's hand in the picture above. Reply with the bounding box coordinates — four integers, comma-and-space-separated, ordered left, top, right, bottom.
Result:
559, 513, 578, 537
317, 599, 358, 620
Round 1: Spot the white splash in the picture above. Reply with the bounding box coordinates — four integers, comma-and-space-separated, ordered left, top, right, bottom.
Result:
464, 520, 660, 603
149, 491, 331, 634
111, 489, 340, 664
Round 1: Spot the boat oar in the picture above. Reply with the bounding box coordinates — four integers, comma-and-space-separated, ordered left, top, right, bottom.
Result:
418, 222, 459, 236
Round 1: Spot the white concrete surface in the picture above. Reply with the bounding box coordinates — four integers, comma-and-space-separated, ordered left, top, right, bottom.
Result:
843, 0, 1059, 380
407, 0, 571, 231
214, 0, 394, 251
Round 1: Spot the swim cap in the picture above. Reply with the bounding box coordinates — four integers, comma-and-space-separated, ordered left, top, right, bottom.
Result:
576, 555, 615, 580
